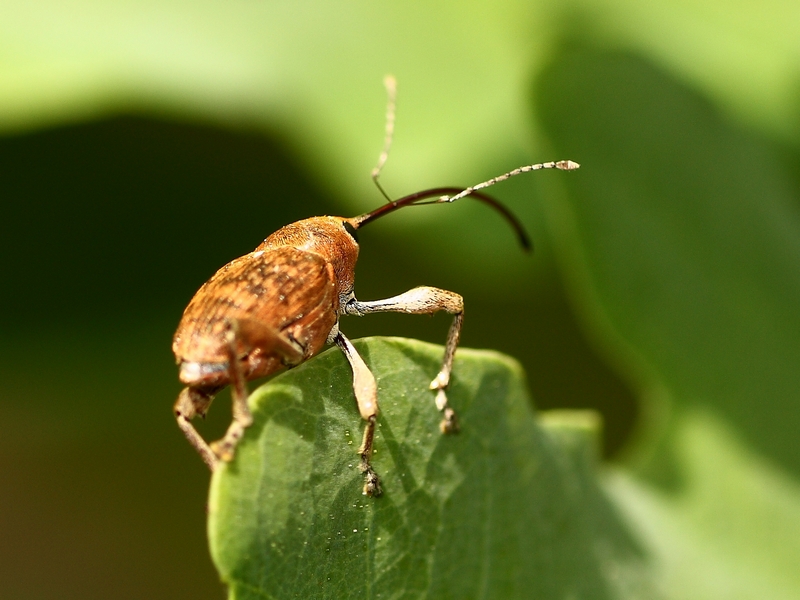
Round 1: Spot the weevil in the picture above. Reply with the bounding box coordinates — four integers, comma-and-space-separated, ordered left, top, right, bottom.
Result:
172, 77, 579, 496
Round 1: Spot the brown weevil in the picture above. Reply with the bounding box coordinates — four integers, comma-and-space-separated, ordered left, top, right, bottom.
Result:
172, 77, 579, 496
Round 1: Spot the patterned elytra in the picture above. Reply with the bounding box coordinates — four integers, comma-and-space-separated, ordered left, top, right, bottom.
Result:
173, 217, 356, 386
175, 246, 336, 368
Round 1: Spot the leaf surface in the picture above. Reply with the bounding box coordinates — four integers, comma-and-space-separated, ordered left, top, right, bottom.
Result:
208, 337, 651, 600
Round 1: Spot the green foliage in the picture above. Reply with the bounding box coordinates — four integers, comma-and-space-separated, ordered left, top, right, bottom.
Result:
209, 338, 650, 600
3, 2, 800, 599
607, 411, 800, 600
536, 45, 800, 598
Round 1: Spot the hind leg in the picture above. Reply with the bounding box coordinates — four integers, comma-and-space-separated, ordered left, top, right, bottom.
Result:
174, 385, 221, 471
176, 318, 304, 468
210, 318, 304, 462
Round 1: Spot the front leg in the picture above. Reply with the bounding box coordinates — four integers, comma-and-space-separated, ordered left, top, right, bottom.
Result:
344, 286, 463, 433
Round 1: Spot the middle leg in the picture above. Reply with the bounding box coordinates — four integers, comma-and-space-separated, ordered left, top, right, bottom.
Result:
334, 331, 381, 497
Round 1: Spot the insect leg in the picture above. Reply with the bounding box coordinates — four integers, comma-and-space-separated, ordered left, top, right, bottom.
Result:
174, 386, 221, 471
210, 318, 306, 463
334, 331, 382, 497
209, 319, 255, 462
344, 287, 463, 433
235, 317, 305, 366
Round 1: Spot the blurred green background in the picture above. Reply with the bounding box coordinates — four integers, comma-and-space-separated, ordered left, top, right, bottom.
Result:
2, 1, 800, 598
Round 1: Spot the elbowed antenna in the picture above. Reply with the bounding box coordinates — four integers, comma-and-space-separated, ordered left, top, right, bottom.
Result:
349, 186, 534, 251
349, 159, 580, 252
358, 73, 579, 252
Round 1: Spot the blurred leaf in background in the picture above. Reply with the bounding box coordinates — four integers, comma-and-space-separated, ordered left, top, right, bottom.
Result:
1, 0, 800, 598
535, 40, 800, 597
536, 43, 800, 477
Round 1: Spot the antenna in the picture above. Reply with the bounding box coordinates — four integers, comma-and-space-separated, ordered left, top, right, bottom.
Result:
437, 160, 580, 204
371, 75, 397, 202
354, 77, 580, 253
350, 186, 532, 250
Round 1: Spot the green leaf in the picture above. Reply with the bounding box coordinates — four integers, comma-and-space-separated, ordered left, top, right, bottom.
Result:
607, 410, 800, 600
535, 44, 800, 599
0, 1, 548, 207
208, 337, 653, 600
535, 44, 800, 476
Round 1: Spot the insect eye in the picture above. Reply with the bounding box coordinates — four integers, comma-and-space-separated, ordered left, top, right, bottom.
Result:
343, 221, 359, 242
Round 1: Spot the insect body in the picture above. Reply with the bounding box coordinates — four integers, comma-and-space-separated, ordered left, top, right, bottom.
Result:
172, 79, 578, 496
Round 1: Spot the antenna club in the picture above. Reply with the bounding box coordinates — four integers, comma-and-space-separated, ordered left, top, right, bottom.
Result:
556, 160, 580, 170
